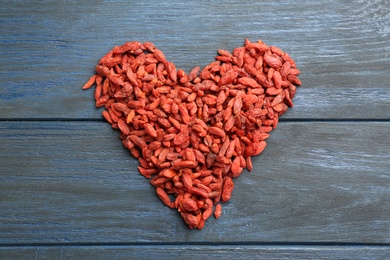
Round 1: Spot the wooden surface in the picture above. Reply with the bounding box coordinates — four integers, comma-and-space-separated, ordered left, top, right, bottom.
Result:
0, 0, 389, 259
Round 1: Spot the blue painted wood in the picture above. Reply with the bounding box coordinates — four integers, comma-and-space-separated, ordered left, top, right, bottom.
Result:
1, 245, 389, 259
0, 1, 389, 119
0, 0, 389, 258
0, 121, 389, 244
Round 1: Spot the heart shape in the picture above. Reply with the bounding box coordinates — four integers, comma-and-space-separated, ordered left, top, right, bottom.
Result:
83, 39, 301, 229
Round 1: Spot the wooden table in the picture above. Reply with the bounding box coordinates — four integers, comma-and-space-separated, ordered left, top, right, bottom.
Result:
1, 1, 389, 259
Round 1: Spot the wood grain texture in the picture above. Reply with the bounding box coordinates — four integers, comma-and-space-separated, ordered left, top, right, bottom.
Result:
1, 0, 389, 258
1, 245, 389, 260
0, 1, 389, 119
1, 121, 388, 244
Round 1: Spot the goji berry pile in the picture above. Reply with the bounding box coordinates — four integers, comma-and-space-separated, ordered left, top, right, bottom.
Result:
83, 39, 301, 229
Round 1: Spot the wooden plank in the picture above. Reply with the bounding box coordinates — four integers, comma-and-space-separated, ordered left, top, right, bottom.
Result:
0, 121, 389, 243
1, 1, 389, 119
1, 245, 389, 259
